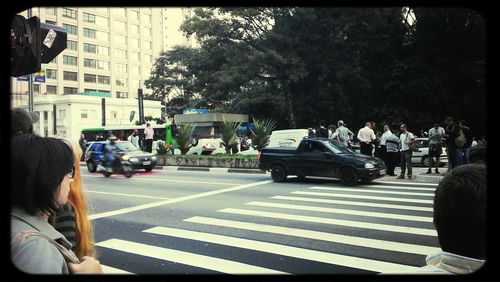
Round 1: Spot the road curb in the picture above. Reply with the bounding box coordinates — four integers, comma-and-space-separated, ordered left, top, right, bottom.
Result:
81, 162, 265, 174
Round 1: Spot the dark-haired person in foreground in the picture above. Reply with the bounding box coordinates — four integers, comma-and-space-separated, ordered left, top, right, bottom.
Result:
384, 163, 486, 274
11, 134, 102, 274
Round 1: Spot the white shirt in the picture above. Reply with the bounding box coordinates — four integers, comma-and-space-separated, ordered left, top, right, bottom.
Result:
399, 132, 415, 151
357, 126, 376, 143
428, 127, 445, 145
380, 130, 392, 146
128, 134, 140, 148
144, 127, 154, 140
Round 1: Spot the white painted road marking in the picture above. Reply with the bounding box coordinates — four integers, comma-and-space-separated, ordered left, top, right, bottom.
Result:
310, 186, 434, 197
219, 208, 437, 237
246, 201, 433, 222
271, 195, 433, 212
143, 226, 419, 273
88, 180, 273, 220
292, 191, 434, 204
185, 216, 441, 255
86, 190, 169, 200
96, 239, 287, 274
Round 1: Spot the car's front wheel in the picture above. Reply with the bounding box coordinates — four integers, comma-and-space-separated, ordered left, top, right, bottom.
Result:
87, 161, 97, 173
271, 165, 287, 182
340, 167, 358, 186
145, 166, 154, 172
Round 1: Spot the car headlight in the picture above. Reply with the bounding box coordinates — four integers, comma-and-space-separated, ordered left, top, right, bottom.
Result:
151, 156, 157, 161
364, 163, 375, 169
130, 157, 139, 162
122, 155, 130, 161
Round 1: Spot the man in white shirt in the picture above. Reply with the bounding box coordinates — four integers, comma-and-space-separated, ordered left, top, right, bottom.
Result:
379, 124, 392, 166
427, 123, 445, 174
144, 123, 154, 153
397, 124, 415, 179
357, 122, 376, 156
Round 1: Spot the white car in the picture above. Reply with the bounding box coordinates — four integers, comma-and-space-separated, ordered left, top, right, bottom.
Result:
411, 138, 448, 167
187, 138, 225, 155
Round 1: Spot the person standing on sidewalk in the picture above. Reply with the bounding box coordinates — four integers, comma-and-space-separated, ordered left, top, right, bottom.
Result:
357, 122, 376, 156
397, 124, 416, 179
443, 117, 459, 172
427, 123, 445, 174
384, 129, 400, 176
379, 124, 392, 166
144, 122, 154, 153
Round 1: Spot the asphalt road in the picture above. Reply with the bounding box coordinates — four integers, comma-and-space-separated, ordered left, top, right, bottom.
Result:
82, 167, 440, 275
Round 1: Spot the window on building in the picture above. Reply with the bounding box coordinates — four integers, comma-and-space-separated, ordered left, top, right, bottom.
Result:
67, 40, 77, 51
83, 28, 96, 38
143, 27, 152, 37
83, 43, 97, 53
131, 38, 140, 49
63, 71, 78, 81
131, 24, 139, 34
114, 21, 126, 32
46, 20, 57, 25
63, 87, 78, 94
116, 63, 127, 73
84, 59, 110, 70
96, 31, 109, 42
144, 55, 152, 63
114, 35, 127, 46
131, 51, 140, 61
116, 78, 127, 87
84, 88, 97, 93
45, 7, 56, 15
97, 46, 109, 56
112, 8, 126, 17
95, 15, 108, 27
81, 109, 88, 119
83, 12, 96, 23
98, 75, 110, 85
58, 109, 66, 120
115, 49, 126, 59
33, 84, 40, 93
46, 85, 57, 94
84, 73, 97, 83
62, 8, 77, 20
63, 55, 78, 66
131, 10, 139, 20
62, 24, 77, 35
46, 69, 57, 79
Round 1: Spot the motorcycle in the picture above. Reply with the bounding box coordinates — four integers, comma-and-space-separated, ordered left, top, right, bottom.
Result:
97, 156, 134, 178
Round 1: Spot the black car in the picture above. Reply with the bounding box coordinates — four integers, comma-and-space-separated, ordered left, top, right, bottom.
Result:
259, 138, 385, 186
85, 141, 157, 172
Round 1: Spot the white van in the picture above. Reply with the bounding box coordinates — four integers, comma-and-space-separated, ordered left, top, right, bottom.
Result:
266, 129, 309, 149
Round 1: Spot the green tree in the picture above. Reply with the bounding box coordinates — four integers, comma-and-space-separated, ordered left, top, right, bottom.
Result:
175, 124, 196, 155
220, 119, 241, 154
250, 118, 277, 152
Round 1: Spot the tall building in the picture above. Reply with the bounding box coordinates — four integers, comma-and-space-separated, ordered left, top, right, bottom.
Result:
11, 7, 198, 107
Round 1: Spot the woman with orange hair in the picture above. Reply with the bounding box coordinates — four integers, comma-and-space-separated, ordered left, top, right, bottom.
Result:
50, 139, 96, 260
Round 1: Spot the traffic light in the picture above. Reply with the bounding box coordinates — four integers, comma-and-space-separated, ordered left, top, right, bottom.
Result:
10, 15, 67, 77
10, 15, 40, 77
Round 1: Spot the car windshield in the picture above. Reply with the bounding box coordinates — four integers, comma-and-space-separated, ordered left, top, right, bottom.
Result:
325, 140, 355, 154
116, 141, 140, 152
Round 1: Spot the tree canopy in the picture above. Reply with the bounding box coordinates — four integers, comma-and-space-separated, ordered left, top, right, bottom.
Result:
145, 7, 486, 136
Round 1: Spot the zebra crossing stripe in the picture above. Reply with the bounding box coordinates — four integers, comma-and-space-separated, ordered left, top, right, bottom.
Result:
373, 180, 438, 187
309, 186, 434, 197
143, 226, 419, 273
96, 239, 288, 275
271, 196, 433, 212
357, 184, 436, 192
246, 201, 433, 222
184, 216, 441, 256
219, 208, 438, 237
292, 191, 434, 204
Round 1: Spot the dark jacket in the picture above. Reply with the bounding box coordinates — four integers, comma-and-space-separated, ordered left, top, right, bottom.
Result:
460, 126, 474, 148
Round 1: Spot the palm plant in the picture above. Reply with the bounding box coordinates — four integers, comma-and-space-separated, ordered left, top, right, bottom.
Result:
176, 124, 196, 155
250, 118, 277, 152
221, 119, 241, 154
